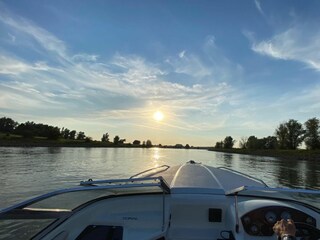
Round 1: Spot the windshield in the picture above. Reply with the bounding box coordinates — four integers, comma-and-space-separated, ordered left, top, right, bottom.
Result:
0, 177, 168, 240
227, 186, 320, 210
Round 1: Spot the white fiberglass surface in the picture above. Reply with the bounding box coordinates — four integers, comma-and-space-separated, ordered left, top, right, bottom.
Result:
228, 186, 320, 210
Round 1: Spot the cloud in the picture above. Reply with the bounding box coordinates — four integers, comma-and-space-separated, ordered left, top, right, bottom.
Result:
179, 50, 186, 58
72, 54, 99, 62
0, 11, 67, 59
0, 8, 244, 141
165, 52, 212, 79
8, 33, 15, 42
254, 0, 264, 16
249, 25, 320, 71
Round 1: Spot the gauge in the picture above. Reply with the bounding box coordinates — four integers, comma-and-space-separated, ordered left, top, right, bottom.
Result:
306, 217, 314, 224
265, 211, 277, 224
243, 216, 251, 225
281, 211, 291, 220
250, 224, 260, 235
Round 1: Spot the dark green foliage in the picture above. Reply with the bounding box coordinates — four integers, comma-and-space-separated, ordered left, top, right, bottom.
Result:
223, 136, 235, 149
77, 131, 86, 140
69, 130, 77, 140
113, 135, 120, 145
246, 136, 278, 150
286, 119, 305, 150
14, 121, 61, 139
304, 117, 320, 150
275, 119, 305, 149
0, 117, 18, 133
215, 141, 223, 148
239, 137, 248, 149
146, 139, 152, 147
275, 123, 288, 149
101, 133, 110, 142
133, 140, 141, 145
61, 128, 71, 139
185, 144, 190, 149
264, 136, 278, 149
247, 136, 259, 149
85, 137, 92, 142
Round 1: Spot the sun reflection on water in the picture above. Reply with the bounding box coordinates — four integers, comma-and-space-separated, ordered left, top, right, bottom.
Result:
152, 147, 161, 167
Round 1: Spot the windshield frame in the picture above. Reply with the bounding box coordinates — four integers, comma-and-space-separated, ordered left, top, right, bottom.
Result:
226, 186, 320, 211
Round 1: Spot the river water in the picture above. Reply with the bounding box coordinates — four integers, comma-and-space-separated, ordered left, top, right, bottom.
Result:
1, 147, 319, 210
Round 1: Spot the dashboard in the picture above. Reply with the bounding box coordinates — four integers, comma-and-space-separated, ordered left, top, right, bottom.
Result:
241, 206, 317, 237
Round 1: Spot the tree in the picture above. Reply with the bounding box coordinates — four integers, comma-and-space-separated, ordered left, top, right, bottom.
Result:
119, 138, 126, 144
286, 119, 305, 150
14, 121, 36, 138
185, 144, 190, 149
77, 131, 86, 140
69, 130, 77, 140
304, 117, 320, 150
146, 140, 152, 147
223, 136, 235, 149
101, 133, 110, 142
263, 136, 278, 149
275, 123, 288, 149
133, 140, 141, 145
275, 119, 305, 150
0, 117, 17, 133
247, 136, 259, 149
61, 128, 70, 139
114, 135, 120, 145
215, 141, 223, 148
47, 126, 61, 140
239, 137, 248, 149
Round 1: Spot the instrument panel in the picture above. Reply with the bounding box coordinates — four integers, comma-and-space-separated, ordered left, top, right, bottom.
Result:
241, 206, 316, 236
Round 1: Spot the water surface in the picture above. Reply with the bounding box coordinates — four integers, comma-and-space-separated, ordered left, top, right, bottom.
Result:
1, 147, 319, 209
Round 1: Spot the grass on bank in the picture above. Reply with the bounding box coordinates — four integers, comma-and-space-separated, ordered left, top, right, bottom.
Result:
208, 147, 320, 161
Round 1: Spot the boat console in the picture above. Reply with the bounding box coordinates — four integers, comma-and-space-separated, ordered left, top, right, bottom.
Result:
0, 162, 319, 240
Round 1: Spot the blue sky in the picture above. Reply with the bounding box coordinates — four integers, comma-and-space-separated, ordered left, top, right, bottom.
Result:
0, 0, 320, 146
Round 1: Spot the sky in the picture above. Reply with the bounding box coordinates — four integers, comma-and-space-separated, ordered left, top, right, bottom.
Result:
0, 0, 320, 146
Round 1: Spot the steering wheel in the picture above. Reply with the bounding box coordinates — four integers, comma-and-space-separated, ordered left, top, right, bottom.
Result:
295, 222, 320, 240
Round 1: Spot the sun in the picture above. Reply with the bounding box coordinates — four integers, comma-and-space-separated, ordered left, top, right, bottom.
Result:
153, 111, 164, 122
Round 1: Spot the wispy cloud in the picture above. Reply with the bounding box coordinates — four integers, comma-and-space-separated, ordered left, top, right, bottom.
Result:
249, 25, 320, 71
165, 51, 212, 79
0, 10, 240, 132
7, 33, 15, 42
254, 0, 264, 16
0, 13, 67, 59
0, 6, 254, 144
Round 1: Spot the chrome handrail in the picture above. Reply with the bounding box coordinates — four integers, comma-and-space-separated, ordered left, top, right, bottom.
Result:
0, 177, 171, 215
80, 176, 164, 186
129, 165, 170, 179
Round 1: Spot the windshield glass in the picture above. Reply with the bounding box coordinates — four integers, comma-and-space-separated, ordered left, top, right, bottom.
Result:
0, 179, 167, 240
28, 185, 163, 210
227, 186, 320, 210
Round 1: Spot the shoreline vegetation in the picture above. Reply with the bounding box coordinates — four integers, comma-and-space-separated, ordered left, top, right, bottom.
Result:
1, 116, 320, 161
1, 136, 320, 161
208, 148, 320, 161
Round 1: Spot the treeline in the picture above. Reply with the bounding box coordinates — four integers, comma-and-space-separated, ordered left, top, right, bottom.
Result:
101, 132, 153, 147
215, 118, 320, 150
0, 117, 153, 146
0, 117, 91, 141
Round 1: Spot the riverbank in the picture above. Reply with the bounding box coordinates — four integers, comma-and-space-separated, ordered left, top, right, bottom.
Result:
0, 138, 207, 149
208, 148, 320, 161
1, 138, 320, 161
0, 138, 147, 148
